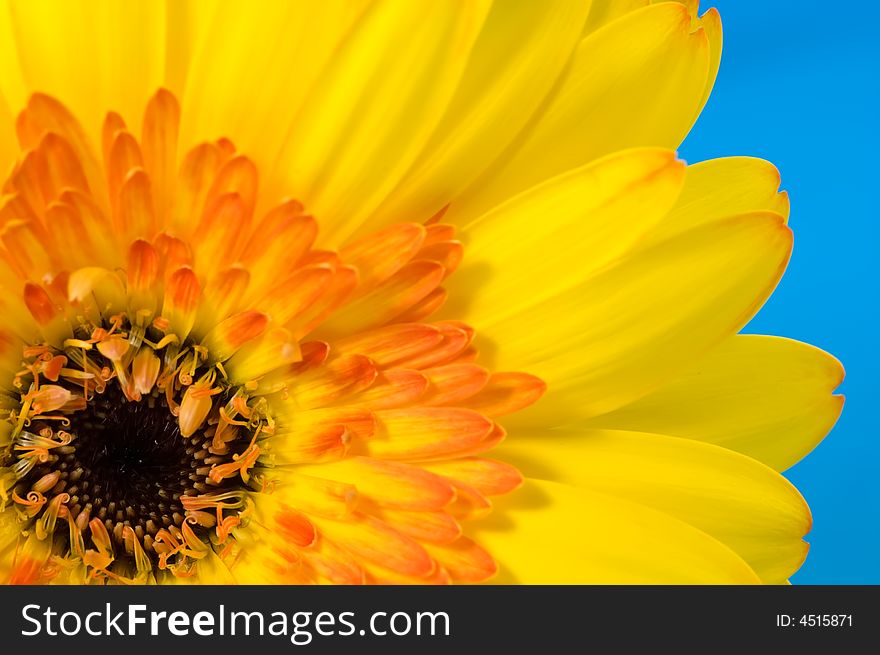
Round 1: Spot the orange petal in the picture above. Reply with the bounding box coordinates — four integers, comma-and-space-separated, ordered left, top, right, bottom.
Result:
422, 458, 523, 497
226, 326, 302, 383
422, 363, 490, 406
270, 471, 358, 520
463, 372, 547, 417
394, 321, 474, 369
17, 94, 104, 201
351, 369, 429, 410
370, 508, 461, 544
174, 142, 222, 237
141, 89, 180, 225
423, 537, 497, 582
390, 287, 448, 323
270, 507, 317, 548
242, 202, 316, 293
422, 223, 456, 244
40, 132, 89, 195
310, 513, 434, 577
303, 457, 455, 511
204, 155, 258, 219
9, 151, 50, 213
362, 408, 494, 460
289, 354, 378, 409
126, 239, 160, 291
334, 323, 444, 368
162, 266, 201, 339
44, 202, 97, 269
321, 260, 445, 336
2, 219, 55, 279
101, 111, 127, 167
201, 266, 250, 322
23, 283, 59, 326
340, 223, 426, 292
268, 423, 351, 464
444, 480, 492, 520
287, 265, 358, 340
153, 232, 193, 280
201, 310, 269, 361
283, 407, 377, 442
117, 168, 156, 241
415, 240, 463, 277
300, 537, 365, 585
107, 131, 143, 203
193, 193, 250, 278
259, 264, 334, 327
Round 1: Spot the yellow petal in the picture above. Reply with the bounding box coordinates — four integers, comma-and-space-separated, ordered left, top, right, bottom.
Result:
443, 148, 685, 325
179, 1, 367, 175
584, 335, 845, 471
582, 0, 649, 36
0, 0, 166, 138
482, 212, 792, 420
274, 0, 491, 245
695, 7, 722, 116
496, 429, 811, 583
647, 157, 791, 243
470, 478, 760, 584
447, 2, 709, 223
365, 0, 592, 231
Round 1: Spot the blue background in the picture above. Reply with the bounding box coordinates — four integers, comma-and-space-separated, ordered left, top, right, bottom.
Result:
679, 1, 877, 583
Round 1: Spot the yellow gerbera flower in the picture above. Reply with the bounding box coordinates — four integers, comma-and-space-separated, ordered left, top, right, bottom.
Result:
0, 0, 843, 585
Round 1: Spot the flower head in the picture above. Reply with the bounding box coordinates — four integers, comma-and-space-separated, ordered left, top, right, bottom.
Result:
0, 1, 842, 584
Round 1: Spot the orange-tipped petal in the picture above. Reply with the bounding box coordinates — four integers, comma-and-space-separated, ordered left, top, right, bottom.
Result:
117, 168, 156, 240
23, 283, 58, 326
395, 321, 474, 369
174, 142, 221, 237
201, 310, 269, 361
371, 508, 461, 544
352, 369, 429, 410
202, 266, 250, 323
340, 223, 426, 292
335, 323, 444, 368
204, 155, 258, 219
424, 537, 497, 582
141, 89, 180, 225
390, 287, 448, 323
463, 372, 547, 417
422, 363, 490, 406
423, 458, 524, 497
363, 408, 494, 460
304, 456, 455, 511
126, 239, 160, 291
162, 266, 201, 339
322, 260, 445, 335
40, 132, 89, 195
287, 265, 358, 340
242, 202, 315, 292
309, 513, 434, 578
259, 264, 334, 327
193, 192, 250, 277
289, 354, 378, 409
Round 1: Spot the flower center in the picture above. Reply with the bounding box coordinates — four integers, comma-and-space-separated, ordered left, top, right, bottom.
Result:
2, 310, 265, 578
36, 385, 198, 539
